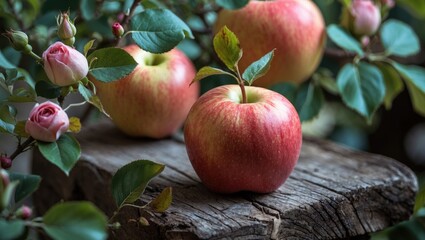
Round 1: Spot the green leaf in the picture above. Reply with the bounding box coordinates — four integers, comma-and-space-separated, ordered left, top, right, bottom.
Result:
377, 63, 404, 109
0, 104, 16, 134
43, 202, 107, 240
242, 49, 275, 85
313, 69, 339, 95
1, 181, 18, 211
38, 133, 81, 176
149, 187, 172, 213
216, 0, 249, 10
0, 74, 11, 102
111, 160, 165, 208
192, 66, 236, 85
78, 83, 110, 117
392, 63, 425, 116
88, 48, 137, 82
131, 9, 194, 54
9, 172, 41, 204
14, 121, 29, 138
213, 26, 243, 72
80, 0, 97, 20
35, 80, 61, 99
0, 51, 16, 69
337, 62, 385, 120
327, 24, 364, 56
380, 20, 420, 57
295, 82, 325, 122
8, 88, 36, 103
84, 39, 96, 56
0, 219, 25, 240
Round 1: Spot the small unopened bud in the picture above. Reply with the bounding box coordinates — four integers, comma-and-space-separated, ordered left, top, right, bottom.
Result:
57, 12, 76, 46
3, 30, 32, 53
0, 156, 12, 169
361, 36, 370, 47
351, 0, 381, 36
16, 205, 32, 220
341, 0, 381, 37
0, 169, 9, 188
112, 22, 124, 38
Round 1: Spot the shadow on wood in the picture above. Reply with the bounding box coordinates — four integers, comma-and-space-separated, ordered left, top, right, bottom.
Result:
32, 120, 417, 240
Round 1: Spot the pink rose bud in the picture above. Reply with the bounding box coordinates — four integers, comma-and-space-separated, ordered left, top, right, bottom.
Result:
57, 12, 76, 46
25, 101, 69, 142
16, 205, 32, 220
112, 22, 124, 38
350, 0, 381, 36
42, 41, 89, 86
0, 156, 12, 169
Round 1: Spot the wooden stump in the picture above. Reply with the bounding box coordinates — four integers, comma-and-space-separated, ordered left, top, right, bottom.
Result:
33, 120, 417, 240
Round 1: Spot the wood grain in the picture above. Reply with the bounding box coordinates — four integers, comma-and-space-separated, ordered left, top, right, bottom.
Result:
32, 120, 417, 239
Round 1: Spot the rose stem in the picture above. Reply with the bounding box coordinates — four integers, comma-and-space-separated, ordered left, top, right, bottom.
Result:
9, 136, 35, 161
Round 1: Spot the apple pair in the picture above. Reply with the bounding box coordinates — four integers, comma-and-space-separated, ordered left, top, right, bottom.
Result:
94, 0, 324, 193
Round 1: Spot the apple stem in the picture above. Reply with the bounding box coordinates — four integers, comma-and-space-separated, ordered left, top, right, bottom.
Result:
235, 65, 247, 104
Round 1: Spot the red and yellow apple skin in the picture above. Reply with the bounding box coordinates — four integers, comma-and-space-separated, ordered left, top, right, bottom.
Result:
214, 0, 326, 87
184, 85, 302, 193
93, 45, 199, 138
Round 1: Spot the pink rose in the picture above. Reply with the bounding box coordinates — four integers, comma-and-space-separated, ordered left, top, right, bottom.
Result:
350, 0, 381, 36
42, 42, 88, 86
25, 102, 69, 142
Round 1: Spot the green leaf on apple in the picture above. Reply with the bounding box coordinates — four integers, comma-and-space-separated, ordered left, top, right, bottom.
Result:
337, 62, 385, 121
327, 24, 364, 57
87, 48, 137, 83
376, 63, 404, 109
148, 187, 172, 213
130, 9, 194, 54
9, 172, 41, 204
391, 62, 425, 116
213, 26, 243, 72
380, 19, 420, 57
242, 49, 275, 86
216, 0, 249, 10
111, 160, 164, 208
192, 66, 237, 85
78, 83, 110, 118
37, 133, 81, 176
43, 202, 107, 240
295, 82, 325, 122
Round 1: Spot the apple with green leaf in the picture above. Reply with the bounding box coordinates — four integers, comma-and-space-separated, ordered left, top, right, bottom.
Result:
184, 26, 302, 193
92, 45, 199, 138
214, 0, 326, 87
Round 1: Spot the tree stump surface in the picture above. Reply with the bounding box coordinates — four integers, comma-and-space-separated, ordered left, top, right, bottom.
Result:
33, 120, 417, 240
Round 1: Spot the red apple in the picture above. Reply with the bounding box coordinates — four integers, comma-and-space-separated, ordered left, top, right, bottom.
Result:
92, 45, 199, 138
184, 85, 302, 193
214, 0, 326, 87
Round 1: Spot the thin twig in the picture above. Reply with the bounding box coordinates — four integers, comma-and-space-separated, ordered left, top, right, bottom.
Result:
10, 137, 35, 160
324, 48, 357, 59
